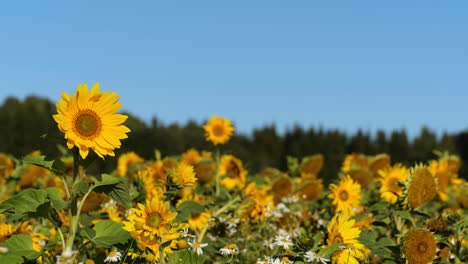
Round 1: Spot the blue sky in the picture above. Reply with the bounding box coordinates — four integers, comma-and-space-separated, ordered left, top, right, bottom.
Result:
0, 1, 467, 138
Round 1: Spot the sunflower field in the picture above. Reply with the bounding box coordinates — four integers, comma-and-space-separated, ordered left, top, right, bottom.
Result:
0, 84, 466, 264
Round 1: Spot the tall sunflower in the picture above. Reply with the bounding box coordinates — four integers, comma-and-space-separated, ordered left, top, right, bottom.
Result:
327, 214, 369, 264
53, 83, 130, 159
402, 228, 437, 264
328, 175, 362, 215
203, 115, 234, 145
378, 164, 409, 204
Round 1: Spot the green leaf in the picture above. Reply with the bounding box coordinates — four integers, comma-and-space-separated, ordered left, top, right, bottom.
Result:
23, 155, 65, 176
90, 220, 129, 248
94, 183, 131, 209
0, 234, 41, 261
0, 188, 67, 216
175, 201, 205, 222
319, 243, 346, 258
92, 174, 131, 208
393, 210, 416, 226
73, 181, 90, 196
93, 174, 121, 187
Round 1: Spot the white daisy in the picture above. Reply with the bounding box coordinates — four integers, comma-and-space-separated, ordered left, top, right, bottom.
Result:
188, 241, 208, 255
104, 249, 122, 263
273, 234, 294, 250
304, 250, 329, 264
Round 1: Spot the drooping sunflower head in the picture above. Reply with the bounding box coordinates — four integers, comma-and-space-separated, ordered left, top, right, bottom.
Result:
53, 83, 130, 159
402, 228, 437, 264
203, 115, 234, 145
271, 175, 294, 201
298, 178, 323, 202
328, 175, 362, 216
404, 164, 438, 209
300, 154, 324, 177
378, 163, 409, 204
188, 209, 211, 232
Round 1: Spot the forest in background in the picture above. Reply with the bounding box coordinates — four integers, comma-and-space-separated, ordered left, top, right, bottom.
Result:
1, 95, 467, 183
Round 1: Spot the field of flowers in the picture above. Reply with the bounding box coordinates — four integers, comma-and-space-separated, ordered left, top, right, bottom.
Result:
0, 83, 466, 264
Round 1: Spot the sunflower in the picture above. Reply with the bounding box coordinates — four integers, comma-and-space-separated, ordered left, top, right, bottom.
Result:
402, 228, 437, 264
298, 178, 323, 202
378, 164, 409, 204
182, 149, 202, 166
123, 197, 178, 240
368, 153, 391, 177
116, 152, 144, 177
0, 153, 14, 181
203, 115, 234, 145
53, 82, 130, 159
271, 175, 294, 202
327, 214, 370, 264
219, 155, 247, 190
404, 165, 437, 209
300, 154, 324, 177
328, 175, 362, 215
241, 182, 274, 222
171, 162, 197, 188
341, 153, 368, 173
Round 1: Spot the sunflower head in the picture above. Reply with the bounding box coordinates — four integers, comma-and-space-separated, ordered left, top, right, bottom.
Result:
0, 153, 14, 180
404, 165, 438, 209
171, 162, 197, 188
327, 214, 370, 263
53, 83, 130, 159
116, 151, 144, 177
203, 115, 234, 145
219, 155, 247, 190
378, 164, 409, 204
300, 154, 324, 177
402, 228, 437, 264
123, 197, 178, 240
341, 153, 368, 173
369, 153, 391, 176
182, 149, 202, 166
298, 178, 323, 202
328, 175, 362, 216
271, 175, 294, 201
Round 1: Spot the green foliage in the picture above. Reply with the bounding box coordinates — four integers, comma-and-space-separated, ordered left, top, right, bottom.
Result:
23, 155, 65, 176
92, 174, 131, 208
0, 234, 41, 263
0, 187, 67, 216
175, 200, 205, 222
88, 220, 130, 248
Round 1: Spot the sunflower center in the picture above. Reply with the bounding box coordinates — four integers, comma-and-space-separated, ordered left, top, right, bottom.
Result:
146, 213, 162, 227
212, 124, 225, 137
74, 110, 102, 139
417, 242, 427, 253
339, 190, 349, 201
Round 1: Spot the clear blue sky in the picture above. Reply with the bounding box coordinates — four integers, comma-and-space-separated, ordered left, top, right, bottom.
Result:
1, 1, 467, 138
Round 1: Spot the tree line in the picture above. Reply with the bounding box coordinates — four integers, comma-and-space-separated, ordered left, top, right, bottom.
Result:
1, 96, 467, 183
